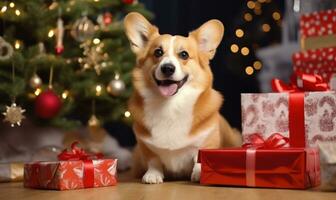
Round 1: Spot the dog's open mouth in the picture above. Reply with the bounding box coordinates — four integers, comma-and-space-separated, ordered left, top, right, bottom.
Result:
153, 75, 188, 97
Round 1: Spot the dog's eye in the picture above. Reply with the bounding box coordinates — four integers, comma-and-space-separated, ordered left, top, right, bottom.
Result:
154, 48, 164, 58
179, 51, 189, 60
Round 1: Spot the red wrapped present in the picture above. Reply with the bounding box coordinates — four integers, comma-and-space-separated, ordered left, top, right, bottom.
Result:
24, 142, 117, 190
198, 134, 320, 189
242, 72, 336, 147
300, 9, 336, 50
292, 47, 336, 90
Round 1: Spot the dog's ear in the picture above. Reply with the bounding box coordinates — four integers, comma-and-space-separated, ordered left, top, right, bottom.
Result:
124, 12, 159, 54
190, 19, 224, 60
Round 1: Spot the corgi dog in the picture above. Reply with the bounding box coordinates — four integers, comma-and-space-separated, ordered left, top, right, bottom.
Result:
124, 12, 242, 184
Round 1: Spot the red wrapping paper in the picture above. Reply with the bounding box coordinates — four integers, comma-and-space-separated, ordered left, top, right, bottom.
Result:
300, 9, 336, 37
198, 148, 320, 189
292, 48, 336, 90
24, 159, 117, 190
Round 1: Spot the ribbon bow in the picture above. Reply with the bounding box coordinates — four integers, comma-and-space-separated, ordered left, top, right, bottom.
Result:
58, 141, 103, 161
243, 133, 289, 149
272, 71, 329, 92
242, 133, 289, 187
57, 141, 103, 188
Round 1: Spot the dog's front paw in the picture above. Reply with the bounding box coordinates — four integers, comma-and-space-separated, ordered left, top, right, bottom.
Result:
191, 163, 201, 182
142, 169, 164, 184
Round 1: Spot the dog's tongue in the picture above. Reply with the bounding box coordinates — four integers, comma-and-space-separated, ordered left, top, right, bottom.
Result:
158, 84, 178, 97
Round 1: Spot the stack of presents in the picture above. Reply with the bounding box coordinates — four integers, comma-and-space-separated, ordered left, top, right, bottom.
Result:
1, 9, 336, 192
198, 9, 336, 190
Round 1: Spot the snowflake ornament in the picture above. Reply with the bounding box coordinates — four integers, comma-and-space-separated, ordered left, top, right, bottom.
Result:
79, 41, 108, 75
3, 103, 25, 127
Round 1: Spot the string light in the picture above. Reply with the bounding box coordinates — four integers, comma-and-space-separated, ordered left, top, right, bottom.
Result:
262, 23, 271, 32
272, 12, 281, 20
235, 29, 244, 38
230, 44, 239, 53
244, 13, 253, 22
9, 2, 15, 8
34, 88, 42, 96
241, 47, 249, 56
15, 9, 20, 16
253, 61, 262, 70
49, 2, 58, 10
62, 90, 69, 99
94, 0, 100, 2
247, 1, 255, 9
124, 111, 131, 118
254, 2, 261, 9
95, 84, 102, 96
14, 40, 21, 49
245, 66, 254, 75
254, 9, 262, 15
48, 30, 54, 38
69, 0, 76, 5
1, 6, 7, 13
93, 38, 100, 44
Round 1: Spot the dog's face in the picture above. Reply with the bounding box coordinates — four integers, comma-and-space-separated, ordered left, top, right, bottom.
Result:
124, 13, 224, 97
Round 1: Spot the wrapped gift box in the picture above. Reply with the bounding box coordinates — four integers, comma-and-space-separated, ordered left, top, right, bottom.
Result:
24, 159, 117, 190
0, 162, 24, 182
198, 148, 320, 189
241, 92, 336, 147
317, 142, 336, 191
300, 9, 336, 50
292, 48, 336, 90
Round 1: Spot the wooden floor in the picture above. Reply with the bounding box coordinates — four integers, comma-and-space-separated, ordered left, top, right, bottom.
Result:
0, 172, 335, 200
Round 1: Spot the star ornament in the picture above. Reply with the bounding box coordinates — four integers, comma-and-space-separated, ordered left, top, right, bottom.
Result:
3, 103, 25, 127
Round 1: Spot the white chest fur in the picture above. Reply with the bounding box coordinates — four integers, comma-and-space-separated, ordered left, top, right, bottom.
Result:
140, 85, 208, 150
138, 85, 217, 174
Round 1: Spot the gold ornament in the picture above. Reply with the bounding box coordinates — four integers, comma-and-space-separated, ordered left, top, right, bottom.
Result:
88, 114, 100, 127
3, 103, 25, 127
0, 36, 14, 60
79, 41, 108, 75
107, 74, 125, 96
29, 73, 42, 88
71, 15, 95, 42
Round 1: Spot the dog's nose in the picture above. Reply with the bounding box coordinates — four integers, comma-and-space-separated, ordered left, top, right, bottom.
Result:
160, 63, 175, 77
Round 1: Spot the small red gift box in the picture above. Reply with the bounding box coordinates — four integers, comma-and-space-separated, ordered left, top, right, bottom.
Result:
300, 9, 336, 38
198, 134, 320, 189
24, 142, 117, 190
292, 48, 336, 90
300, 9, 336, 50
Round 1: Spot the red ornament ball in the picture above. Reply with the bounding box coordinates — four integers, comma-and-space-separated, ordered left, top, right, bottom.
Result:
122, 0, 134, 5
103, 12, 113, 25
35, 90, 62, 119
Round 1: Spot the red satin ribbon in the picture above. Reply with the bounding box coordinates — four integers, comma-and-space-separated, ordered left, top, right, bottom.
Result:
272, 71, 329, 92
243, 133, 289, 187
58, 142, 103, 188
271, 71, 329, 147
243, 133, 290, 149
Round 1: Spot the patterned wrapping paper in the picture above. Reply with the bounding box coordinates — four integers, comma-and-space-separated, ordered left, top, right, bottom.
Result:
24, 159, 117, 190
299, 9, 336, 50
292, 47, 336, 90
198, 148, 320, 189
300, 9, 336, 37
241, 92, 336, 147
0, 162, 24, 182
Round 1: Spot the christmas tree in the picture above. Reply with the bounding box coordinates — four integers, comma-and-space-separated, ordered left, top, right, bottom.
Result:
0, 0, 152, 129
